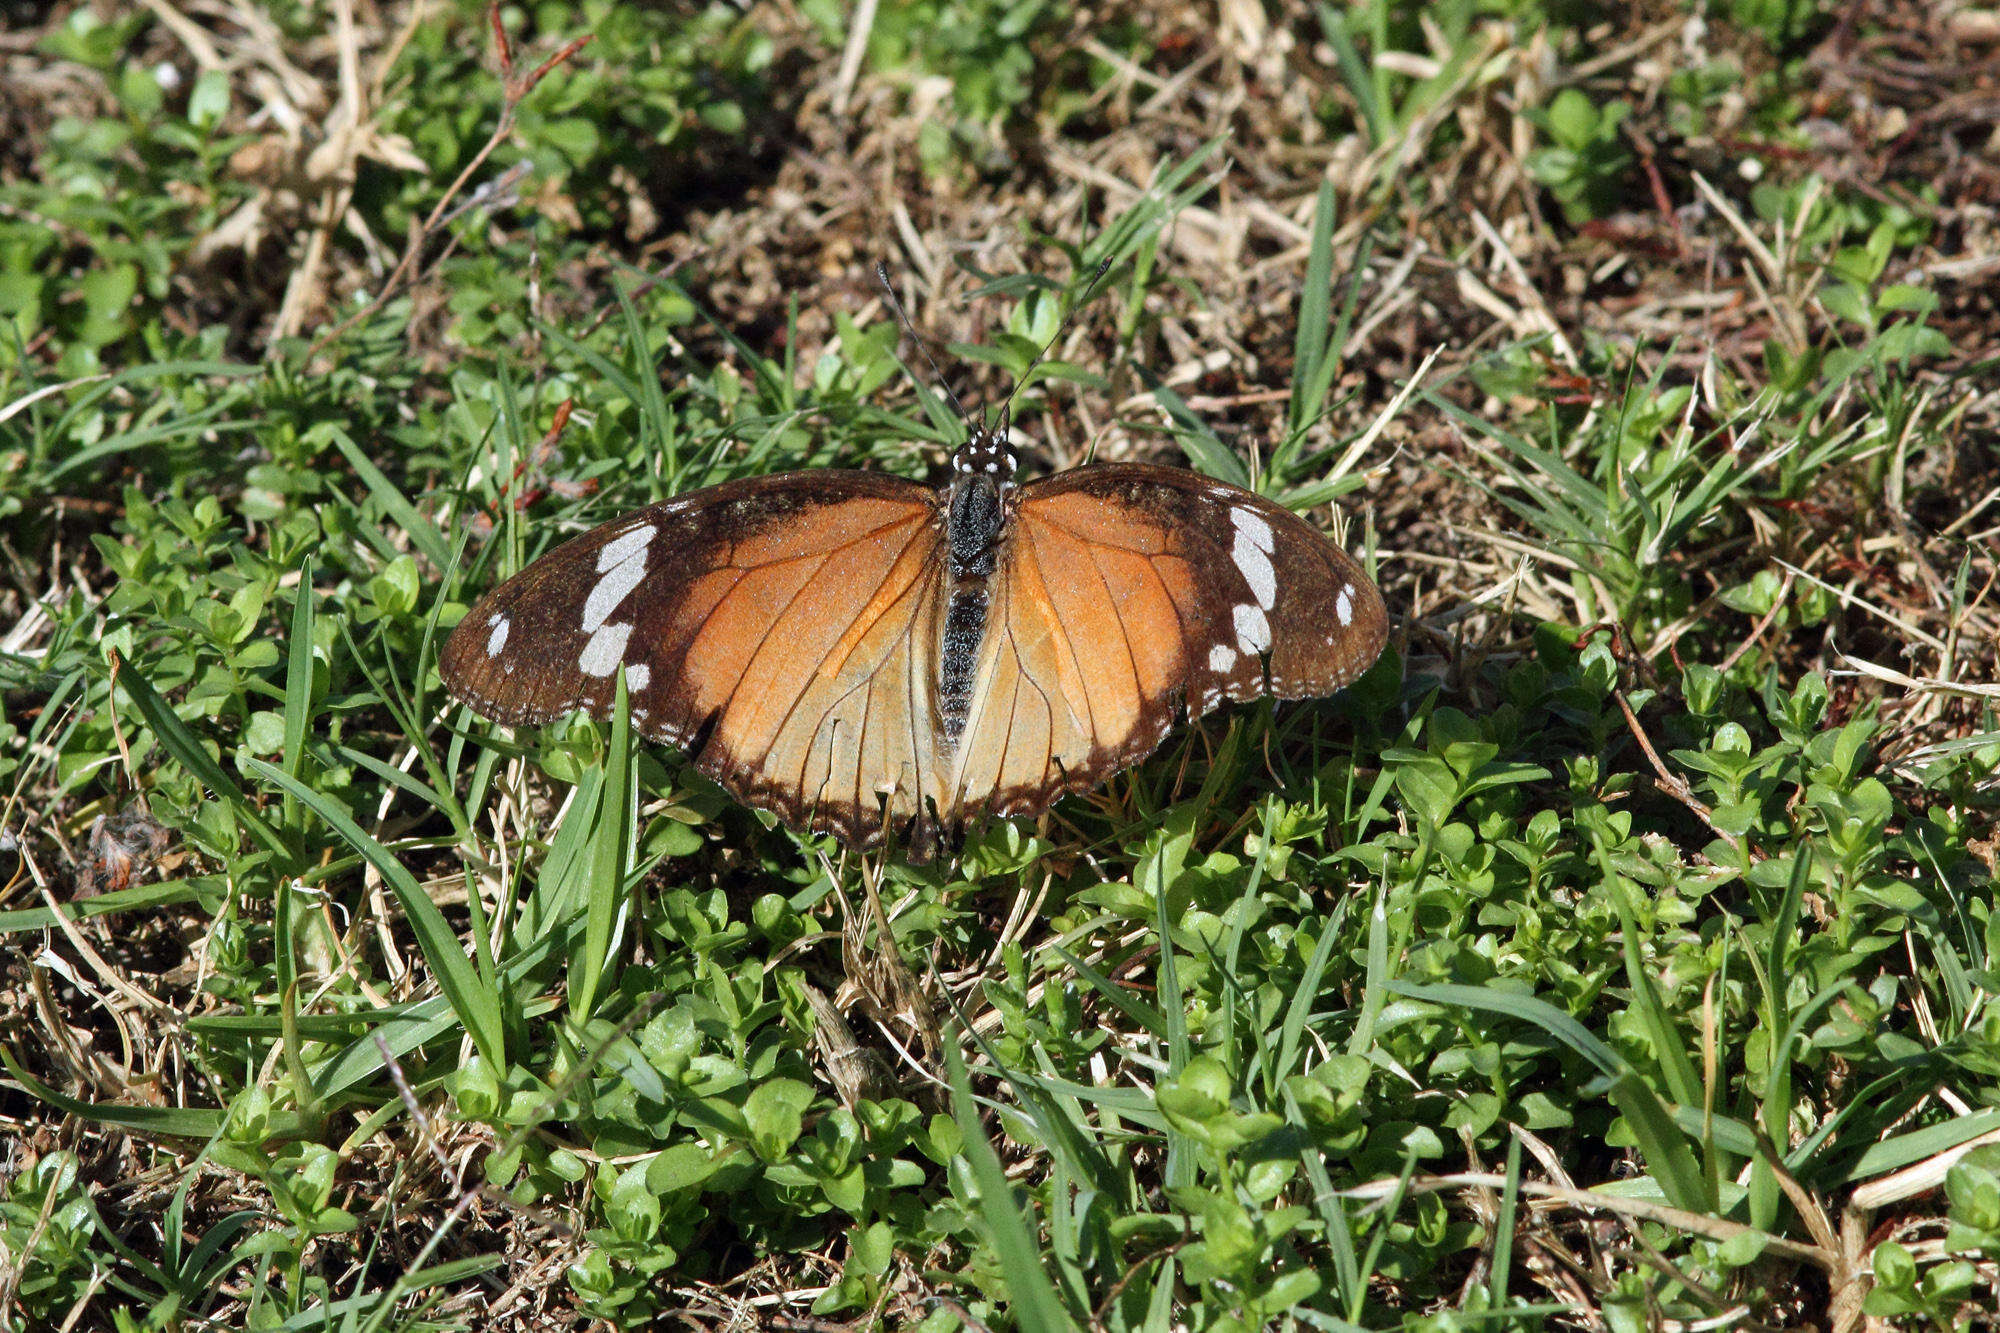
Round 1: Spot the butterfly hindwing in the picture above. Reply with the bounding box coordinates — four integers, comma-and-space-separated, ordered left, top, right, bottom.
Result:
440, 470, 952, 844
945, 462, 1387, 824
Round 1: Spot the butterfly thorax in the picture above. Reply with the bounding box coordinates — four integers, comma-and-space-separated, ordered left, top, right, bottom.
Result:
946, 473, 1004, 575
946, 422, 1016, 538
938, 424, 1017, 745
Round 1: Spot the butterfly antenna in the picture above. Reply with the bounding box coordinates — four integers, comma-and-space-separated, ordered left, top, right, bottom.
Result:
875, 262, 975, 429
999, 255, 1113, 429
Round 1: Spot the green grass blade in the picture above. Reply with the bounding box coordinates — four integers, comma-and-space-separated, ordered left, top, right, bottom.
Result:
111, 652, 289, 860
518, 765, 604, 940
570, 672, 634, 1020
331, 744, 449, 813
0, 876, 215, 933
1151, 832, 1197, 1194
614, 274, 682, 489
308, 967, 563, 1100
1491, 1132, 1523, 1307
1315, 5, 1383, 146
944, 1039, 1080, 1332
46, 408, 251, 485
279, 558, 316, 833
1393, 980, 1712, 1212
1140, 372, 1251, 487
326, 426, 451, 568
1597, 844, 1704, 1109
1, 1048, 243, 1139
1745, 847, 1812, 1228
1277, 903, 1344, 1086
1049, 945, 1167, 1039
1838, 1109, 2000, 1183
1284, 1076, 1363, 1311
244, 757, 505, 1068
1286, 179, 1355, 456
1084, 136, 1228, 274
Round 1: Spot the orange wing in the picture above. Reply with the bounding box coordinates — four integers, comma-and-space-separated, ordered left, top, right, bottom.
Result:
943, 462, 1387, 824
440, 471, 956, 846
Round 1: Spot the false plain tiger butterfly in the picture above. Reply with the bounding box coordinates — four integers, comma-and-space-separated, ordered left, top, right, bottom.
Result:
440, 272, 1388, 856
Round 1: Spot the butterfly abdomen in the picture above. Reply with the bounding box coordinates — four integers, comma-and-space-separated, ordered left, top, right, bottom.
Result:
938, 586, 987, 744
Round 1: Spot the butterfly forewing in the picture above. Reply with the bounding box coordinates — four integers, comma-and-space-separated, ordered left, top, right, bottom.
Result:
440, 471, 953, 844
945, 462, 1387, 824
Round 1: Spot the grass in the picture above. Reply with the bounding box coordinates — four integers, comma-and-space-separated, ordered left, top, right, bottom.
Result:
2, 0, 1997, 1329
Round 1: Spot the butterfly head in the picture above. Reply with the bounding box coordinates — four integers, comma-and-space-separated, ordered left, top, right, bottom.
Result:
952, 421, 1019, 485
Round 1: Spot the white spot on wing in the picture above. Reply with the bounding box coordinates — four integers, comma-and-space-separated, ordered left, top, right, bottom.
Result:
623, 662, 650, 692
1230, 507, 1275, 552
596, 524, 657, 572
1233, 530, 1277, 609
1233, 603, 1271, 655
579, 621, 633, 677
583, 527, 655, 633
485, 614, 510, 657
1336, 586, 1354, 626
1208, 643, 1236, 673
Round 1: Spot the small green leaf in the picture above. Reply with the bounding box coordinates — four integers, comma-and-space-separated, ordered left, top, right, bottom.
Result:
837, 1220, 888, 1279
1716, 1227, 1770, 1268
744, 1078, 813, 1160
821, 1164, 866, 1215
1872, 1239, 1914, 1289
369, 555, 420, 617
244, 710, 287, 756
189, 68, 231, 129
606, 1166, 662, 1243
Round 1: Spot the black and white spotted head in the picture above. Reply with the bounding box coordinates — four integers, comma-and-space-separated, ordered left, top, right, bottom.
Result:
951, 422, 1020, 484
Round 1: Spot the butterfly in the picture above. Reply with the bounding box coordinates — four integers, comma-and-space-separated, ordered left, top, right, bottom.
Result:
440, 300, 1387, 857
